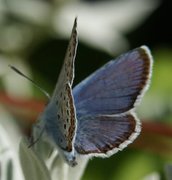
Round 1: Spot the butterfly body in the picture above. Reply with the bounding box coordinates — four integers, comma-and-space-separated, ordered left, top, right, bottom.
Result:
40, 18, 153, 166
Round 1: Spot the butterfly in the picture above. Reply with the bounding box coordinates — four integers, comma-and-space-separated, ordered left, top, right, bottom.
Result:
38, 17, 153, 167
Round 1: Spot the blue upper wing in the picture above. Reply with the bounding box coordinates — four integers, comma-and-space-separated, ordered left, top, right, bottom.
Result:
73, 46, 152, 116
74, 114, 139, 155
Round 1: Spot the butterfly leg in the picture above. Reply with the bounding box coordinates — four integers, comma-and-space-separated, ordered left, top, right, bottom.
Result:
28, 124, 45, 148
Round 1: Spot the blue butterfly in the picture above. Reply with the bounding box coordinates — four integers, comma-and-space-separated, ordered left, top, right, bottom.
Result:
30, 18, 153, 166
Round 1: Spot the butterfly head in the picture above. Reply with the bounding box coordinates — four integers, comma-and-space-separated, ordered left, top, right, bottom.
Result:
62, 150, 77, 167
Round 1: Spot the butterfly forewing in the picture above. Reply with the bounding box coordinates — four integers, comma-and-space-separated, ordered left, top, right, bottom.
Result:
52, 17, 78, 99
43, 18, 78, 152
73, 46, 152, 116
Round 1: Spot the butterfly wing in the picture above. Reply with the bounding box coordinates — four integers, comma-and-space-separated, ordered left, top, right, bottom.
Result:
75, 114, 140, 155
73, 46, 152, 116
43, 18, 78, 152
52, 17, 78, 96
45, 83, 76, 152
74, 46, 153, 156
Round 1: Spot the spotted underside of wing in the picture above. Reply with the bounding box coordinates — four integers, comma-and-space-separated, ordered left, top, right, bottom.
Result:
73, 46, 152, 116
55, 83, 76, 151
52, 17, 78, 97
45, 18, 78, 152
75, 114, 139, 155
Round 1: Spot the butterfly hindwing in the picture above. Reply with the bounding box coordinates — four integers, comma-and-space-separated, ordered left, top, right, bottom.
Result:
75, 114, 140, 155
73, 46, 152, 116
55, 83, 76, 151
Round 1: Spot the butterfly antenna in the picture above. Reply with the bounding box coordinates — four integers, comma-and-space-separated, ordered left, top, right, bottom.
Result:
9, 65, 50, 99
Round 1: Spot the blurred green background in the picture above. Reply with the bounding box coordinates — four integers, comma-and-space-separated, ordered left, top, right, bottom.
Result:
1, 0, 172, 180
